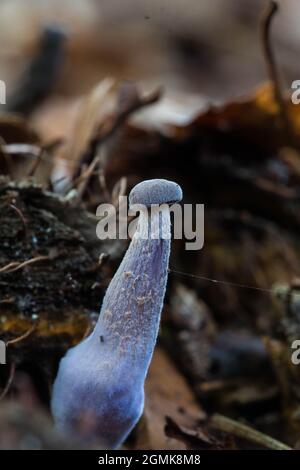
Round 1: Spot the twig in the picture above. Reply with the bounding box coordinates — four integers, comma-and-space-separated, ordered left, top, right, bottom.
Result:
98, 168, 111, 202
0, 255, 50, 274
50, 174, 71, 190
0, 362, 16, 401
6, 324, 36, 347
75, 156, 101, 200
73, 83, 162, 183
0, 137, 13, 178
70, 165, 104, 199
27, 148, 45, 177
111, 177, 127, 206
9, 203, 27, 237
0, 297, 14, 305
210, 413, 292, 450
26, 139, 63, 178
260, 1, 293, 140
71, 169, 101, 189
95, 85, 162, 147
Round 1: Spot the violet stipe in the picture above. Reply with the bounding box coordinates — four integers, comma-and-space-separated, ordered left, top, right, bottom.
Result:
51, 179, 183, 448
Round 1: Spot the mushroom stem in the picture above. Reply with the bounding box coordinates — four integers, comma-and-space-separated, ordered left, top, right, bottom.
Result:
51, 179, 182, 449
91, 205, 171, 377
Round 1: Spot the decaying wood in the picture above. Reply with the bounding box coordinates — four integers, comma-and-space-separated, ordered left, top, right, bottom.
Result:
0, 178, 119, 366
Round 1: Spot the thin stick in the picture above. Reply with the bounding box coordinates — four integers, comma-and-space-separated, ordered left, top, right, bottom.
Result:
0, 137, 13, 178
0, 255, 49, 274
50, 174, 70, 189
260, 1, 292, 139
27, 148, 44, 177
0, 362, 16, 401
9, 203, 27, 237
94, 86, 162, 148
72, 169, 101, 188
111, 176, 127, 207
0, 297, 14, 305
98, 168, 111, 202
76, 156, 101, 199
6, 324, 36, 347
210, 413, 291, 450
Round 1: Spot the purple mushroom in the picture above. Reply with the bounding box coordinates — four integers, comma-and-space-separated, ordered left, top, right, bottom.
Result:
51, 179, 183, 448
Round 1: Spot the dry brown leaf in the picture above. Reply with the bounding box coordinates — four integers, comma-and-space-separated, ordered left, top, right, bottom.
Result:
181, 83, 300, 152
132, 346, 205, 450
164, 416, 232, 450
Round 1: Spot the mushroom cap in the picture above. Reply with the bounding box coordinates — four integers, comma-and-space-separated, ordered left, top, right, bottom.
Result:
129, 179, 183, 207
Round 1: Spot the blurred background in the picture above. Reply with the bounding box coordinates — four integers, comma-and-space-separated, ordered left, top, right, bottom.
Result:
0, 0, 299, 139
1, 0, 300, 450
